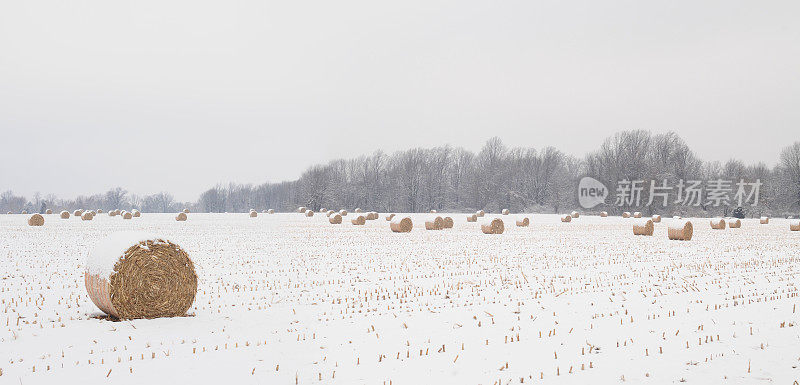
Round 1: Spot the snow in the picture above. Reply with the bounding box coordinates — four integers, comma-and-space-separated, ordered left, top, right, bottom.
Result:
86, 231, 161, 278
1, 213, 799, 384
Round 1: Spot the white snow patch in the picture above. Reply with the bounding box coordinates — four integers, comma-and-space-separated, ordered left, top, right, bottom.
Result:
86, 231, 161, 278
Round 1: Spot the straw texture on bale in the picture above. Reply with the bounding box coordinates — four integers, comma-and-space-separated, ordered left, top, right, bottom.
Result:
351, 215, 366, 225
425, 216, 444, 230
570, 211, 580, 218
45, 209, 53, 214
305, 210, 314, 217
28, 214, 44, 226
85, 235, 197, 319
385, 213, 396, 221
790, 220, 800, 231
651, 215, 661, 223
329, 214, 342, 224
600, 211, 608, 217
760, 217, 769, 224
132, 209, 141, 217
82, 212, 93, 221
728, 218, 742, 228
74, 209, 83, 217
501, 209, 509, 215
622, 212, 631, 218
515, 217, 529, 227
250, 210, 258, 217
632, 218, 654, 236
710, 218, 726, 230
668, 220, 693, 241
60, 211, 70, 219
390, 216, 413, 233
480, 218, 504, 234
633, 212, 642, 218
466, 214, 477, 222
476, 210, 485, 217
561, 215, 572, 223
175, 212, 187, 221
442, 216, 454, 229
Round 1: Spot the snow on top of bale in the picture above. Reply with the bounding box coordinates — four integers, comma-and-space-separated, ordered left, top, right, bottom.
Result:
87, 231, 162, 278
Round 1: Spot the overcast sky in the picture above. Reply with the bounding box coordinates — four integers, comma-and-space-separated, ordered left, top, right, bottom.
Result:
1, 0, 798, 201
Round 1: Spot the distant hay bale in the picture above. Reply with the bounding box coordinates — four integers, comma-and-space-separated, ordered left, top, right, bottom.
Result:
425, 216, 444, 230
600, 211, 608, 217
651, 214, 661, 223
480, 218, 504, 234
320, 208, 326, 213
668, 219, 693, 241
570, 211, 580, 218
442, 216, 454, 228
122, 212, 132, 220
85, 232, 197, 319
60, 210, 70, 219
88, 210, 97, 216
327, 210, 336, 217
250, 210, 258, 218
633, 212, 642, 218
429, 209, 437, 214
366, 212, 379, 220
45, 209, 53, 214
515, 217, 529, 227
710, 218, 726, 230
385, 213, 396, 221
339, 210, 348, 216
329, 214, 342, 224
560, 215, 572, 223
175, 212, 187, 221
760, 216, 769, 224
390, 216, 413, 233
502, 209, 510, 215
21, 210, 28, 214
183, 208, 189, 214
114, 209, 121, 216
132, 209, 141, 217
268, 209, 275, 214
622, 212, 631, 218
97, 209, 104, 214
355, 208, 363, 213
6, 211, 11, 215
476, 210, 485, 217
466, 214, 477, 222
28, 214, 44, 226
351, 215, 366, 225
73, 209, 84, 217
728, 218, 742, 228
82, 212, 93, 221
790, 220, 800, 231
632, 218, 654, 236
305, 210, 314, 217
108, 210, 117, 217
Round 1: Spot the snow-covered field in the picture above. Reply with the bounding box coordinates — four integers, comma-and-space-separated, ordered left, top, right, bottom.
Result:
1, 212, 799, 384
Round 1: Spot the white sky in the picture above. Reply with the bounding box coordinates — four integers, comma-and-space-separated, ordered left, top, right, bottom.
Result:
1, 0, 798, 201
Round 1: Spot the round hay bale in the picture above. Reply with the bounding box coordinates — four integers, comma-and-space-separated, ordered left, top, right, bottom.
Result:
560, 215, 572, 223
60, 210, 70, 219
132, 209, 141, 217
297, 206, 306, 213
425, 216, 444, 230
268, 209, 275, 214
668, 219, 693, 241
442, 216, 454, 229
250, 210, 258, 217
122, 212, 132, 220
85, 232, 197, 319
183, 208, 189, 214
728, 218, 742, 228
28, 214, 44, 226
327, 210, 335, 217
329, 213, 342, 224
466, 214, 477, 222
476, 210, 485, 217
633, 212, 642, 218
390, 216, 413, 233
515, 217, 529, 227
570, 211, 580, 218
367, 212, 379, 220
108, 210, 117, 217
45, 209, 53, 214
175, 212, 187, 221
760, 216, 769, 224
480, 218, 504, 234
354, 208, 363, 213
305, 210, 314, 217
429, 209, 437, 214
97, 209, 104, 214
21, 210, 28, 214
622, 212, 631, 218
651, 214, 661, 223
82, 212, 94, 221
6, 211, 11, 215
114, 209, 121, 216
385, 213, 396, 221
710, 218, 726, 230
502, 209, 510, 215
790, 220, 800, 231
339, 210, 348, 216
320, 208, 327, 213
73, 209, 84, 217
351, 215, 366, 225
600, 211, 608, 217
632, 218, 654, 236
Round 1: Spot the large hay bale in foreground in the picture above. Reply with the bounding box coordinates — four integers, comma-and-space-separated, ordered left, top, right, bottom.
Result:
728, 218, 742, 228
710, 218, 726, 230
633, 212, 642, 218
351, 215, 366, 225
425, 216, 444, 230
175, 212, 187, 221
45, 209, 53, 214
250, 210, 258, 217
305, 210, 314, 217
668, 220, 693, 241
632, 218, 654, 236
82, 212, 94, 221
442, 216, 454, 228
28, 214, 44, 226
329, 214, 342, 224
570, 211, 580, 218
480, 218, 504, 234
85, 232, 197, 319
516, 217, 529, 227
390, 216, 413, 233
501, 209, 510, 215
600, 211, 608, 217
466, 214, 477, 222
560, 215, 572, 223
651, 214, 661, 223
476, 210, 485, 217
60, 211, 70, 219
132, 209, 141, 217
790, 220, 800, 231
385, 213, 396, 221
622, 212, 631, 218
73, 209, 84, 217
760, 217, 769, 224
